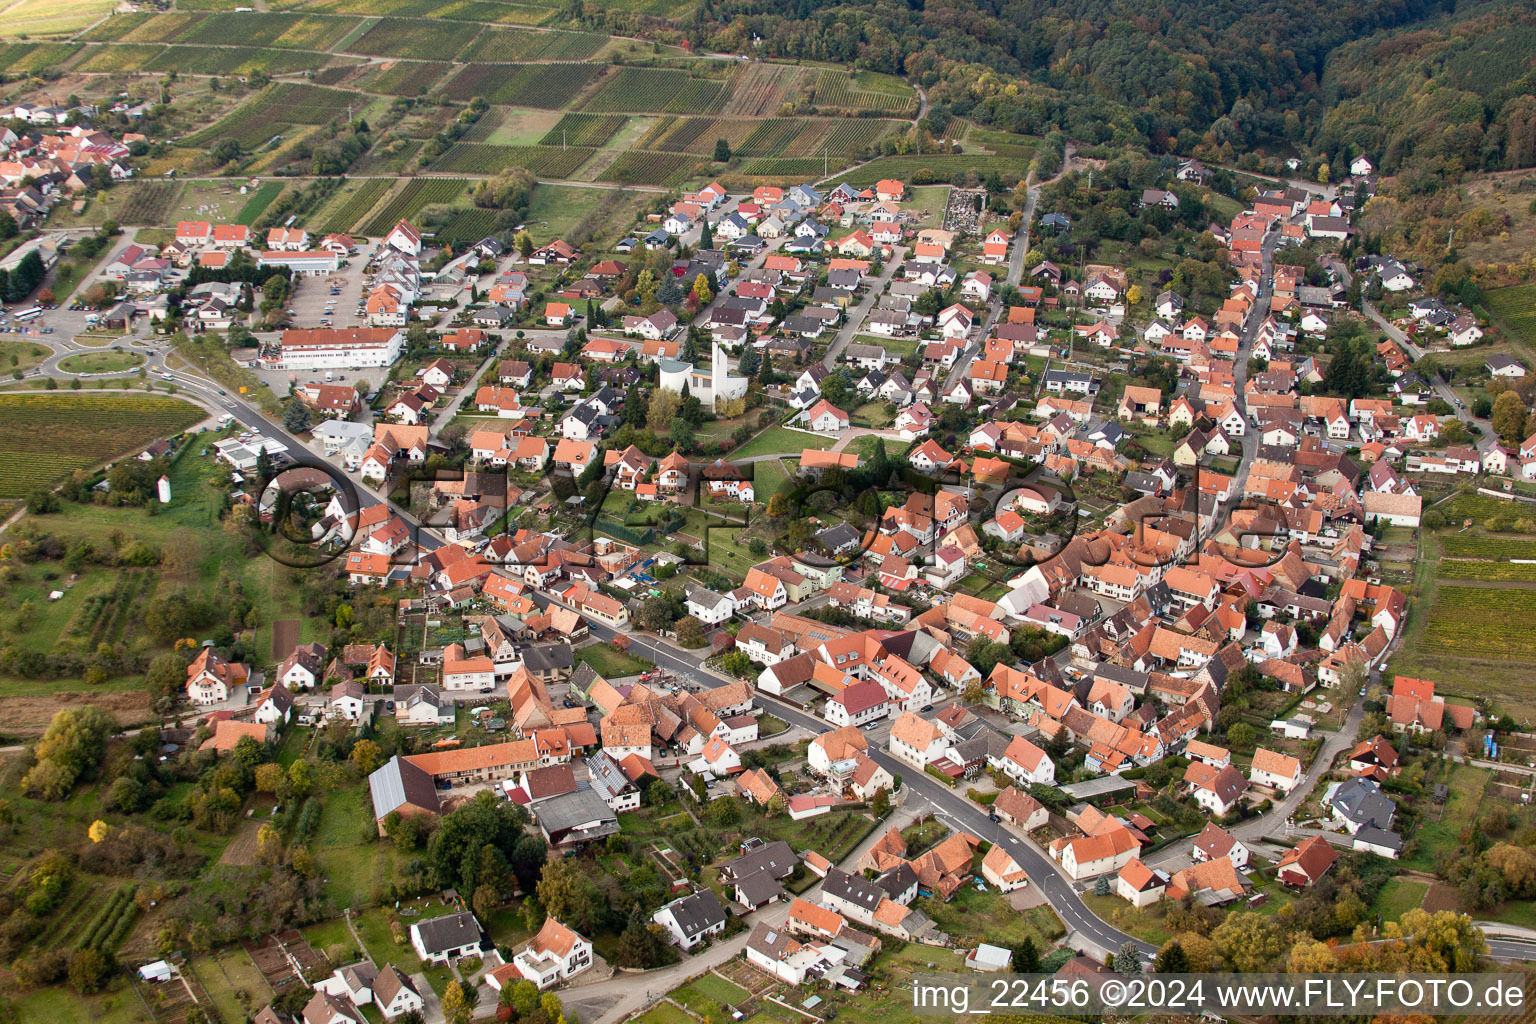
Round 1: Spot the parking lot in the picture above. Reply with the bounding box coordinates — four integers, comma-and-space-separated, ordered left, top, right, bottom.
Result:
287, 259, 369, 331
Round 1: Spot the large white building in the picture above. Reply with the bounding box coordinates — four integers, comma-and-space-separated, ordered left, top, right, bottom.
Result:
658, 342, 748, 409
265, 328, 405, 371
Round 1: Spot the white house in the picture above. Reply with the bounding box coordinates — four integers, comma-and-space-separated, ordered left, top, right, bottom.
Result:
991, 735, 1055, 786
887, 711, 947, 767
372, 966, 424, 1020
823, 680, 890, 728
513, 918, 593, 989
651, 890, 728, 950
409, 912, 485, 965
1249, 748, 1303, 793
685, 584, 734, 626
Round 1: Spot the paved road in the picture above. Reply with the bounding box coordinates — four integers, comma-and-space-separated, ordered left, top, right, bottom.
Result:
537, 599, 1157, 963
820, 247, 906, 371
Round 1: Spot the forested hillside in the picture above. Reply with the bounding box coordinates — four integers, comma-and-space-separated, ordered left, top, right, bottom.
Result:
1317, 4, 1536, 181
658, 0, 1451, 150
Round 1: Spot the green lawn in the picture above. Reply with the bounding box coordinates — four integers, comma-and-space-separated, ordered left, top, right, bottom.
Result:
0, 339, 49, 373
195, 950, 274, 1024
305, 917, 361, 962
922, 885, 1064, 948
1403, 765, 1489, 871
636, 1005, 697, 1024
56, 350, 144, 374
730, 426, 833, 459
753, 458, 791, 503
575, 642, 655, 678
705, 527, 762, 582
1372, 878, 1428, 924
1081, 891, 1174, 946
843, 433, 909, 459
669, 985, 725, 1020
690, 974, 750, 1006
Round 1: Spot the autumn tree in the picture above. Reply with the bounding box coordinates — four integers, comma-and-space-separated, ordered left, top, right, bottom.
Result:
1210, 913, 1283, 972
1154, 939, 1189, 973
350, 739, 382, 775
1492, 391, 1529, 443
535, 857, 604, 934
442, 980, 472, 1024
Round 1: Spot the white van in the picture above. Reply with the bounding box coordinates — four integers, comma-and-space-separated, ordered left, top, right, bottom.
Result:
324, 371, 333, 382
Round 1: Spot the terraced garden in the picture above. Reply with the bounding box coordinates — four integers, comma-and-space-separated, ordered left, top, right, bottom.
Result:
442, 61, 603, 107
359, 177, 469, 235
361, 60, 450, 96
1485, 283, 1536, 350
187, 83, 366, 149
431, 142, 595, 177
580, 66, 690, 112
811, 68, 917, 113
596, 150, 700, 187
0, 394, 205, 499
1419, 585, 1536, 660
461, 26, 606, 59
540, 112, 628, 148
317, 177, 392, 232
342, 16, 483, 59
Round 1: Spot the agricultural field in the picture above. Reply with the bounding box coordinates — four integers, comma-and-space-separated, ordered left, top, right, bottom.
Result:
236, 181, 286, 225
1437, 560, 1536, 582
0, 394, 205, 499
442, 61, 603, 108
828, 153, 1028, 187
0, 41, 83, 72
639, 115, 755, 155
541, 112, 628, 148
77, 43, 166, 72
737, 118, 805, 158
430, 143, 594, 178
1440, 535, 1536, 560
143, 44, 330, 75
581, 66, 690, 112
521, 183, 650, 243
665, 77, 729, 114
359, 178, 469, 236
1419, 585, 1536, 660
1, 0, 114, 37
168, 10, 361, 48
315, 177, 392, 232
1485, 284, 1536, 351
102, 181, 182, 226
810, 68, 918, 114
461, 26, 607, 60
341, 16, 483, 59
595, 150, 700, 187
436, 208, 503, 246
360, 60, 450, 96
721, 62, 802, 117
737, 156, 826, 179
187, 83, 365, 149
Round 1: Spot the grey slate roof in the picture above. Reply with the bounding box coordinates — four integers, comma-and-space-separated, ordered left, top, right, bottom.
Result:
659, 889, 727, 938
411, 912, 482, 956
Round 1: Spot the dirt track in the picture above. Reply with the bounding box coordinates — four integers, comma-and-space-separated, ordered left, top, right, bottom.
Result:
271, 619, 300, 661
0, 689, 154, 738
